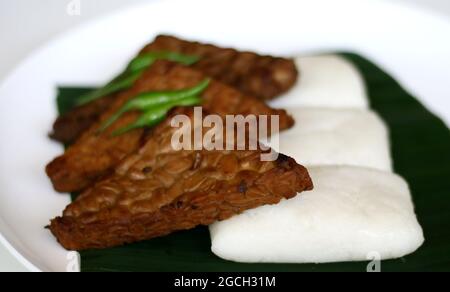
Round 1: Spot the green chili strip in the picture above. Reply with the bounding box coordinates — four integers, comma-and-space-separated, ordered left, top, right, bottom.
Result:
99, 79, 210, 132
76, 70, 143, 106
126, 52, 200, 73
112, 96, 202, 136
76, 51, 200, 106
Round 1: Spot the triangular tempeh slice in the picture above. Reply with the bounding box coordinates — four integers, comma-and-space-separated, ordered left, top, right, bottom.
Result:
46, 60, 295, 193
141, 35, 298, 100
51, 34, 298, 144
50, 108, 313, 251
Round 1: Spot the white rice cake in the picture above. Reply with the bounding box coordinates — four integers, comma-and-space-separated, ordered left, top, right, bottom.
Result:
210, 166, 424, 263
270, 55, 368, 109
265, 107, 393, 172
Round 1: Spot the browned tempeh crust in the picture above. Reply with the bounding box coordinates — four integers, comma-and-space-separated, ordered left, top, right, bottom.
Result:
50, 34, 298, 144
142, 35, 298, 100
49, 108, 312, 251
46, 61, 294, 193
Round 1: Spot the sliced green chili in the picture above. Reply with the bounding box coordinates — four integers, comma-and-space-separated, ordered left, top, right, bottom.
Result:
126, 52, 200, 73
112, 96, 202, 136
99, 79, 210, 132
76, 51, 200, 106
76, 70, 143, 106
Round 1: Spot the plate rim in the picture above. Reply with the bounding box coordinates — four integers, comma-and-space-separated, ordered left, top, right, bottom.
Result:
0, 0, 449, 272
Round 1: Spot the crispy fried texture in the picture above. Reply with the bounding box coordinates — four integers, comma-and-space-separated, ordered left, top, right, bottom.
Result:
50, 35, 298, 144
46, 61, 295, 193
50, 95, 116, 145
49, 108, 313, 251
142, 35, 298, 100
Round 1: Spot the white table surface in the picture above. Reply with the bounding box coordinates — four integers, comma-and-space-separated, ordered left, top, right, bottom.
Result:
0, 0, 449, 272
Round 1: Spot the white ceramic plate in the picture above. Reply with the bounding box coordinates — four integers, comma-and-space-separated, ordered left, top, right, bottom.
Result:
0, 0, 449, 272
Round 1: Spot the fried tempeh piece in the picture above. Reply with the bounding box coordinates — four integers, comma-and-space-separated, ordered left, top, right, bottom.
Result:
46, 61, 295, 193
50, 95, 117, 144
142, 35, 298, 100
50, 34, 298, 144
49, 108, 313, 251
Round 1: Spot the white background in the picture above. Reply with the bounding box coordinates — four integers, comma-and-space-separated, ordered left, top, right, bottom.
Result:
0, 0, 449, 272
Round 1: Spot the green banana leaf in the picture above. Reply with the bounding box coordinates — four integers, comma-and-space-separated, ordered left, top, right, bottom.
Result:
55, 53, 450, 272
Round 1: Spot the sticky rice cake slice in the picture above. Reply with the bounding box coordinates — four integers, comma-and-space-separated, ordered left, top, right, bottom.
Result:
264, 107, 392, 171
270, 55, 368, 109
210, 165, 424, 263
